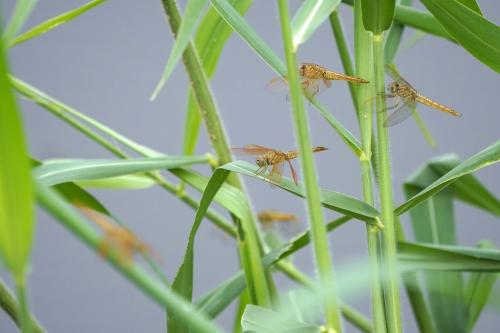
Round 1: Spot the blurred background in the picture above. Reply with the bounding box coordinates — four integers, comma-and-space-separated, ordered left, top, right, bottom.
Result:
1, 0, 499, 332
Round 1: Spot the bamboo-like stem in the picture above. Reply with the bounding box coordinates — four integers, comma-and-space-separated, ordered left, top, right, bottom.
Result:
0, 280, 45, 333
351, 2, 387, 332
160, 0, 271, 306
277, 0, 342, 331
372, 33, 402, 333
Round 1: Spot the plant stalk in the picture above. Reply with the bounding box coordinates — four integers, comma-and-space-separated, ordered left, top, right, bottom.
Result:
372, 33, 402, 333
352, 1, 387, 332
160, 0, 271, 306
277, 0, 342, 331
14, 276, 31, 333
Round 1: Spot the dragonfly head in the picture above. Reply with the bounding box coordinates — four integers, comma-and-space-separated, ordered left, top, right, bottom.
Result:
298, 63, 307, 76
388, 81, 401, 94
256, 157, 265, 167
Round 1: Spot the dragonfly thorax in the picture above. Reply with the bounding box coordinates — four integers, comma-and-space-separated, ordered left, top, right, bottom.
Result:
389, 81, 415, 98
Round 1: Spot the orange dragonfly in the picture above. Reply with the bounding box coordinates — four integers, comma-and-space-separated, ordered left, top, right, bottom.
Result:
268, 62, 369, 98
257, 210, 297, 226
231, 144, 327, 185
383, 64, 462, 127
77, 205, 157, 265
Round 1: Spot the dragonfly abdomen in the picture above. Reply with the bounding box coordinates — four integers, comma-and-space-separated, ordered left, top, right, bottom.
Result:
323, 71, 368, 83
416, 95, 461, 117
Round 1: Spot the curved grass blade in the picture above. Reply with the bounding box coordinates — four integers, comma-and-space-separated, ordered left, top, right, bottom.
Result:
0, 28, 34, 280
36, 181, 223, 333
3, 0, 38, 43
151, 0, 207, 100
208, 0, 362, 156
420, 0, 500, 72
34, 156, 209, 186
360, 0, 395, 34
9, 0, 107, 47
384, 0, 413, 64
292, 0, 341, 49
395, 140, 500, 216
398, 242, 500, 272
222, 160, 380, 223
76, 174, 156, 189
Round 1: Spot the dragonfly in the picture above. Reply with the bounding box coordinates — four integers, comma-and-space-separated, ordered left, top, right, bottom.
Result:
268, 62, 369, 99
258, 210, 297, 226
231, 144, 328, 185
383, 64, 462, 127
77, 205, 157, 265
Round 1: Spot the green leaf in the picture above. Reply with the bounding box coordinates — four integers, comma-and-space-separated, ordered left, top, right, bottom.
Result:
151, 0, 207, 100
395, 140, 500, 216
208, 0, 362, 156
76, 174, 156, 189
33, 156, 209, 186
291, 0, 341, 49
404, 167, 466, 333
9, 0, 107, 47
398, 242, 500, 272
384, 0, 413, 64
3, 0, 38, 43
0, 27, 34, 279
241, 305, 322, 333
456, 0, 482, 15
35, 180, 223, 333
465, 240, 497, 332
219, 160, 380, 223
360, 0, 395, 34
420, 0, 500, 72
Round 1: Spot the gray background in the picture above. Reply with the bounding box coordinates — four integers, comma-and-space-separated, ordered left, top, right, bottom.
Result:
1, 0, 499, 332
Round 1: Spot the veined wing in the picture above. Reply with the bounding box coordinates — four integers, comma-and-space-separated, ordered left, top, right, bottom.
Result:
384, 97, 417, 127
231, 144, 274, 156
267, 76, 288, 92
385, 64, 415, 90
269, 161, 284, 186
302, 78, 330, 99
285, 159, 299, 185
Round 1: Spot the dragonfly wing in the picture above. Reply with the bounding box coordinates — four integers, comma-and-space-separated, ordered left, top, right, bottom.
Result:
231, 144, 273, 156
286, 159, 299, 185
384, 98, 417, 127
269, 162, 284, 186
302, 78, 323, 99
267, 77, 289, 92
322, 78, 332, 88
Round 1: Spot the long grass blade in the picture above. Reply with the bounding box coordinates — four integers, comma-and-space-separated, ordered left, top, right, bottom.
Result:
9, 0, 107, 47
3, 0, 38, 43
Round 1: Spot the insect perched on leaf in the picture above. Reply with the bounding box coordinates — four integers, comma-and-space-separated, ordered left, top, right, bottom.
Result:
257, 210, 297, 226
268, 62, 369, 98
383, 64, 462, 127
77, 205, 157, 265
231, 144, 328, 186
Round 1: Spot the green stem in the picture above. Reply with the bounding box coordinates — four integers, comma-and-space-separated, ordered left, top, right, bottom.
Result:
277, 0, 342, 331
160, 0, 271, 306
352, 2, 387, 332
0, 279, 45, 333
372, 33, 402, 333
14, 276, 31, 333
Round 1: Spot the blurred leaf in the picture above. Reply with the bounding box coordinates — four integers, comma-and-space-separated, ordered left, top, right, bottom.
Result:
292, 0, 341, 48
151, 0, 207, 100
399, 242, 500, 272
3, 0, 38, 43
35, 180, 223, 333
10, 0, 107, 47
404, 167, 466, 332
241, 305, 322, 333
208, 0, 362, 156
396, 140, 500, 216
456, 0, 482, 15
217, 160, 380, 223
184, 0, 253, 155
420, 0, 500, 72
0, 29, 34, 278
360, 0, 395, 34
384, 0, 413, 63
465, 240, 497, 332
34, 156, 209, 186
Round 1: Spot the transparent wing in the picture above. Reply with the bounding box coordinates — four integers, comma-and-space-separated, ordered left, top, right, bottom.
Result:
302, 78, 328, 99
269, 161, 284, 186
384, 98, 417, 127
385, 64, 415, 90
267, 76, 289, 92
231, 144, 273, 156
322, 78, 332, 88
286, 159, 299, 185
